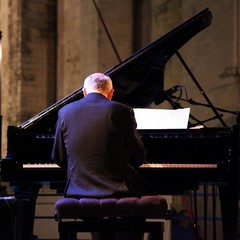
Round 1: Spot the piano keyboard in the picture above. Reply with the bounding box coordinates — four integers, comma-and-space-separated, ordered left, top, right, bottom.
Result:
23, 163, 60, 168
23, 163, 218, 169
140, 163, 217, 168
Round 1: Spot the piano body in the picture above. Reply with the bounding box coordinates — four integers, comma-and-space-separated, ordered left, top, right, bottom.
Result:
1, 8, 239, 240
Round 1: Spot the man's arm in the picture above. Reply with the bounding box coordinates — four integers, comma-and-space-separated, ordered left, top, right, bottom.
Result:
51, 113, 68, 168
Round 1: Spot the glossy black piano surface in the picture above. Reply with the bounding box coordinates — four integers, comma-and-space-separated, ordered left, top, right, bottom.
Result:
1, 126, 238, 184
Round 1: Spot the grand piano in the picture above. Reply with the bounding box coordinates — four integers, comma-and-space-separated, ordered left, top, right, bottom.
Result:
1, 8, 239, 240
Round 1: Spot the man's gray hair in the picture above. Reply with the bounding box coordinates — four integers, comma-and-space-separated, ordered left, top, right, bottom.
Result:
84, 73, 113, 94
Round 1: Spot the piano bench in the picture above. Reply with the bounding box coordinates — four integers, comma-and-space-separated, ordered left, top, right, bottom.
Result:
54, 195, 169, 240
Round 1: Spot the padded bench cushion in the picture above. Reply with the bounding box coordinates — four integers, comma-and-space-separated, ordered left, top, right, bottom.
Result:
55, 196, 168, 219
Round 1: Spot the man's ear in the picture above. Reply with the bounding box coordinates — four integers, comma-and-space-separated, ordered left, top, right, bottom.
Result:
83, 88, 87, 97
107, 89, 114, 100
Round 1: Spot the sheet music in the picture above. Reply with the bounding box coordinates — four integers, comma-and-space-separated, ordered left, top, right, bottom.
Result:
133, 108, 190, 129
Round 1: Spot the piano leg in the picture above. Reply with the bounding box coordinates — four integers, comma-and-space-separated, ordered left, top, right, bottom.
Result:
218, 183, 239, 240
11, 182, 42, 240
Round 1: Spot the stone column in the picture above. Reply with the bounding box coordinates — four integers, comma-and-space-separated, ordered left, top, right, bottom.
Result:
57, 0, 133, 98
1, 0, 57, 155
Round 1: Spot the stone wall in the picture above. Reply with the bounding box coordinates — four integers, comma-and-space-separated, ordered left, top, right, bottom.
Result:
1, 0, 57, 154
57, 0, 134, 99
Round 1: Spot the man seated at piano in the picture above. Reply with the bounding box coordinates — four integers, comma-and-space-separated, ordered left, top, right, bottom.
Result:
52, 72, 155, 240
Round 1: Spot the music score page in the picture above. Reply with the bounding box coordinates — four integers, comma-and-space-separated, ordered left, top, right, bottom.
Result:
133, 108, 190, 129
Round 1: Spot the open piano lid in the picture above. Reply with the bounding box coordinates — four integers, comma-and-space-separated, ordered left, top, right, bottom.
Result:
108, 8, 212, 107
20, 8, 212, 131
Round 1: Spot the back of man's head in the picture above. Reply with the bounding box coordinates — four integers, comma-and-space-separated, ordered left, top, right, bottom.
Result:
83, 73, 114, 99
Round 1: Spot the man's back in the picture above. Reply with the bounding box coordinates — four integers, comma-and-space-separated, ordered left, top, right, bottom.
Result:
52, 92, 146, 198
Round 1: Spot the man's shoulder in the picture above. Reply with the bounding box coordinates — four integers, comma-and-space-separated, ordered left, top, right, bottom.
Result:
59, 99, 83, 113
109, 100, 132, 111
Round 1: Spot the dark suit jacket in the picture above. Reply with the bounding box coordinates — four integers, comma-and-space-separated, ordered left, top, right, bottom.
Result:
52, 93, 150, 198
